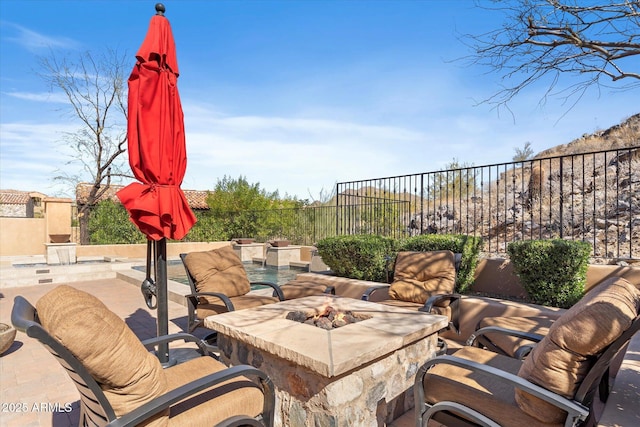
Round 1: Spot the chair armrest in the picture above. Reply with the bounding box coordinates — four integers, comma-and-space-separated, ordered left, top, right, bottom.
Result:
467, 326, 545, 346
186, 292, 235, 311
424, 401, 500, 427
422, 293, 461, 334
214, 416, 264, 427
250, 281, 285, 301
514, 344, 536, 360
466, 326, 545, 357
106, 364, 275, 427
361, 284, 390, 302
141, 333, 213, 356
422, 293, 460, 312
414, 355, 589, 427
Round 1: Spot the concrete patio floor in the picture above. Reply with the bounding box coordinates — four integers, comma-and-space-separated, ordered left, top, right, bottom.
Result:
0, 278, 414, 427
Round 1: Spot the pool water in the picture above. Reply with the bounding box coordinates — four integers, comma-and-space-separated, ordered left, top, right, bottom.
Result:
162, 261, 302, 288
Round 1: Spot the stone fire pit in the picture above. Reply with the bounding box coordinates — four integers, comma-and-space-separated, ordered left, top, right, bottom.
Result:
205, 295, 447, 426
286, 304, 370, 329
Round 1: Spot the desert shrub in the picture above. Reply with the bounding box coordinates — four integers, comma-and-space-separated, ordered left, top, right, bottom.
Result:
398, 234, 483, 293
507, 239, 592, 308
88, 200, 146, 245
315, 235, 397, 282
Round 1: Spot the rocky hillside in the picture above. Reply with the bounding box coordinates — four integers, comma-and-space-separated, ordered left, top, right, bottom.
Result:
407, 114, 640, 264
535, 113, 640, 158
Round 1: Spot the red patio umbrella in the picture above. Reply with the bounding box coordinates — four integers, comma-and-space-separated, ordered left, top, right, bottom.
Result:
117, 3, 196, 364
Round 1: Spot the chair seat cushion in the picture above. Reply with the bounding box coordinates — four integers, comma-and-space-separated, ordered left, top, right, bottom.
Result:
422, 346, 555, 426
164, 356, 263, 427
516, 277, 640, 424
377, 299, 451, 319
36, 285, 168, 427
388, 251, 456, 305
478, 315, 555, 357
197, 294, 280, 317
279, 280, 331, 300
183, 246, 251, 302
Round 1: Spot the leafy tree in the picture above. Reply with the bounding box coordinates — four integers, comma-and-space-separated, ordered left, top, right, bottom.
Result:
427, 158, 477, 200
181, 209, 226, 242
38, 49, 130, 244
88, 199, 146, 244
465, 0, 640, 110
513, 141, 535, 161
206, 176, 303, 240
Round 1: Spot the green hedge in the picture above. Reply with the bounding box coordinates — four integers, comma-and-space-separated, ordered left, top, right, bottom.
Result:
507, 239, 592, 308
315, 235, 397, 282
315, 234, 483, 293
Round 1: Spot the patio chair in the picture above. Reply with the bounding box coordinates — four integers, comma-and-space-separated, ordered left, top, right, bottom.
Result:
11, 285, 275, 427
468, 272, 640, 359
414, 276, 640, 427
362, 250, 461, 353
467, 315, 555, 359
180, 246, 285, 337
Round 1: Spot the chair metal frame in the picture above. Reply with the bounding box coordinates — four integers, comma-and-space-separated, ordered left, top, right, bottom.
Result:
11, 295, 276, 427
361, 252, 462, 331
415, 315, 640, 427
179, 253, 285, 336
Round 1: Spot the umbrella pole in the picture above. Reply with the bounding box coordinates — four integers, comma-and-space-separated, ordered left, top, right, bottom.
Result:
155, 237, 172, 366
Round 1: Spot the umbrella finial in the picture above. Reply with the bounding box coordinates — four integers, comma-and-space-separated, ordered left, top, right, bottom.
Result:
155, 3, 165, 16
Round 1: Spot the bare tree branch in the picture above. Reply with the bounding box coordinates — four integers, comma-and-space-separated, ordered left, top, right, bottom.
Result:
38, 48, 131, 243
463, 0, 640, 111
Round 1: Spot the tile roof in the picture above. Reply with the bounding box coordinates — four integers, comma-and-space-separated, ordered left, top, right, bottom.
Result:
75, 183, 210, 209
0, 190, 32, 205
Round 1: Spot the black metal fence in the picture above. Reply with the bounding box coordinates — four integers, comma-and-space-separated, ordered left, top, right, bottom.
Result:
336, 147, 640, 260
183, 205, 339, 246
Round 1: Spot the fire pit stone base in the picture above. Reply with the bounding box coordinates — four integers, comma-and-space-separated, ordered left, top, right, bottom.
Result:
207, 295, 447, 426
218, 331, 437, 426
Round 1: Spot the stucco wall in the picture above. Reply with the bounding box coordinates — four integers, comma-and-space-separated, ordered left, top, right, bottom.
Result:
0, 217, 46, 256
75, 241, 230, 259
44, 198, 72, 242
473, 257, 640, 295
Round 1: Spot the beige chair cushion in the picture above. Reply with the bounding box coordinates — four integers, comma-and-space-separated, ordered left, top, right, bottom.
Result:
196, 294, 280, 317
280, 280, 331, 300
164, 356, 264, 426
36, 285, 168, 427
515, 277, 640, 424
183, 246, 251, 302
377, 299, 451, 319
422, 346, 553, 426
478, 315, 555, 358
388, 250, 456, 305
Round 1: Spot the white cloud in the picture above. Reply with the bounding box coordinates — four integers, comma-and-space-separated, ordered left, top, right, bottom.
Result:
1, 21, 80, 52
181, 111, 414, 198
0, 121, 78, 196
4, 91, 69, 104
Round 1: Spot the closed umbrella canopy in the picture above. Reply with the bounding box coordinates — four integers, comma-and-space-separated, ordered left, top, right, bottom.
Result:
117, 4, 194, 364
117, 6, 196, 240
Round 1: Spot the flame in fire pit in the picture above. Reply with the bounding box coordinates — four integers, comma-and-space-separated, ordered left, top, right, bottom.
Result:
286, 305, 367, 330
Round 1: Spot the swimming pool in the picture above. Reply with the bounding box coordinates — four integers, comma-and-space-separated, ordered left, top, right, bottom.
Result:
162, 260, 302, 287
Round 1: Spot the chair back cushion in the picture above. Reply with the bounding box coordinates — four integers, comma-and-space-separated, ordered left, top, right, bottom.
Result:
183, 246, 251, 301
36, 285, 168, 426
515, 277, 640, 424
388, 250, 456, 305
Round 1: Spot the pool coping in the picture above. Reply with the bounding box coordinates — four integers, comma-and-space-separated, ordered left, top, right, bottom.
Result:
1, 256, 308, 301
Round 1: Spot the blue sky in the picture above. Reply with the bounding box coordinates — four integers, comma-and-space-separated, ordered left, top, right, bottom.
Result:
1, 0, 638, 201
